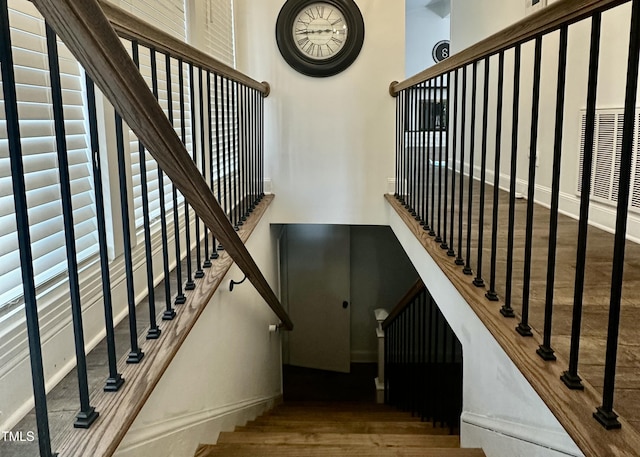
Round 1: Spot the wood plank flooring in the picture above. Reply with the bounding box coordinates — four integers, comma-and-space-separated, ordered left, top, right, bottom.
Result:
195, 401, 484, 457
386, 172, 640, 456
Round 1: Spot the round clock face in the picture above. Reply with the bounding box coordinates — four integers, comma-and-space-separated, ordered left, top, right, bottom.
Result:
276, 0, 365, 77
291, 3, 349, 61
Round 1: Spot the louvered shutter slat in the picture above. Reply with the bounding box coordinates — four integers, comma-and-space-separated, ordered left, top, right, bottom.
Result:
0, 0, 97, 308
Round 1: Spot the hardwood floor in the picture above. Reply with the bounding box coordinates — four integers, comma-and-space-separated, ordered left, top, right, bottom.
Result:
387, 172, 640, 456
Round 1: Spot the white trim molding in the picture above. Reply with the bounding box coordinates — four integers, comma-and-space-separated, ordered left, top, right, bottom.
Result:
461, 411, 584, 457
115, 394, 282, 456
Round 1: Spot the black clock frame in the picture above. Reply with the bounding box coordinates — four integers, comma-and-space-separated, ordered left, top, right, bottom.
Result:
275, 0, 365, 77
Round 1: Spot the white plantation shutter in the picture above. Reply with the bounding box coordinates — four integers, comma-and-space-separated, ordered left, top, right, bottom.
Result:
114, 0, 190, 229
204, 0, 236, 67
118, 0, 186, 41
0, 0, 97, 308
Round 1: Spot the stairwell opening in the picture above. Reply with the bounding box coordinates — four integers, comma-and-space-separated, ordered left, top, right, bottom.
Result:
273, 223, 464, 430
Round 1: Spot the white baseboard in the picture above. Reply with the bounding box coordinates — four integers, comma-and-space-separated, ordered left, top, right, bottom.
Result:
114, 394, 282, 457
471, 164, 640, 244
461, 411, 584, 457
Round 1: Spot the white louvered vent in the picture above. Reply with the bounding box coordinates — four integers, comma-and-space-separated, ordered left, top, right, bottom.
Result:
577, 108, 640, 214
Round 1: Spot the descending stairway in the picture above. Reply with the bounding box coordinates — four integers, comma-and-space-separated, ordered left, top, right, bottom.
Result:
195, 402, 485, 457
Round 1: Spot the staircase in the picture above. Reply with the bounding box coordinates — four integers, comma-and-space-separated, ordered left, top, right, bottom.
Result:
194, 401, 485, 456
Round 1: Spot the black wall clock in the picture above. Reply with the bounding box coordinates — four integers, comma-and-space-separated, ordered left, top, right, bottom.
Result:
275, 0, 365, 77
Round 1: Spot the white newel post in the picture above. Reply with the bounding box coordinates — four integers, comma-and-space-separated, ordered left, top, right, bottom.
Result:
374, 308, 389, 404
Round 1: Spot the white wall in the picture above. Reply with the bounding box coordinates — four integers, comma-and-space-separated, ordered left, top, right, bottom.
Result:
449, 0, 640, 241
234, 0, 404, 225
350, 225, 419, 362
405, 1, 450, 77
387, 202, 584, 457
115, 205, 283, 457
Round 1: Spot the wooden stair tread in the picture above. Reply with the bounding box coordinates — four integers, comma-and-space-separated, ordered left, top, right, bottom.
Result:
237, 421, 452, 435
261, 411, 422, 421
195, 444, 485, 457
217, 431, 461, 447
277, 402, 399, 410
196, 402, 480, 456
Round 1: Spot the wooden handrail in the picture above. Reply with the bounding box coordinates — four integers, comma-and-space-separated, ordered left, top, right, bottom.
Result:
382, 278, 425, 329
30, 0, 292, 331
98, 0, 269, 96
390, 0, 628, 95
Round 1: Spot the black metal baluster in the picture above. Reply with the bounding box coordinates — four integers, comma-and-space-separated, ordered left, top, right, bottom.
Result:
436, 75, 444, 243
501, 44, 521, 319
441, 73, 450, 250
253, 87, 262, 207
594, 0, 640, 428
417, 290, 425, 419
403, 90, 409, 207
223, 78, 231, 224
384, 319, 389, 404
149, 49, 176, 321
405, 88, 413, 210
406, 90, 413, 209
433, 292, 440, 425
115, 112, 145, 363
190, 63, 205, 279
46, 24, 99, 428
246, 87, 253, 212
251, 88, 258, 209
474, 57, 490, 287
516, 36, 543, 338
85, 76, 125, 391
207, 71, 220, 260
238, 84, 247, 225
410, 298, 417, 416
1, 3, 55, 452
427, 293, 435, 420
420, 82, 428, 226
199, 68, 212, 269
537, 26, 568, 360
403, 92, 411, 213
561, 13, 602, 389
244, 86, 251, 219
416, 86, 423, 219
179, 59, 196, 290
214, 74, 224, 251
395, 91, 400, 199
456, 66, 467, 267
167, 55, 186, 305
232, 81, 240, 228
423, 85, 432, 231
463, 61, 478, 276
132, 42, 161, 339
487, 51, 505, 302
398, 90, 404, 204
448, 69, 459, 258
410, 86, 418, 216
429, 78, 437, 237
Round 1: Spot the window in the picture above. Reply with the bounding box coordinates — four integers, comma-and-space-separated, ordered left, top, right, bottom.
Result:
204, 0, 236, 68
114, 0, 189, 230
0, 0, 97, 311
403, 86, 448, 132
